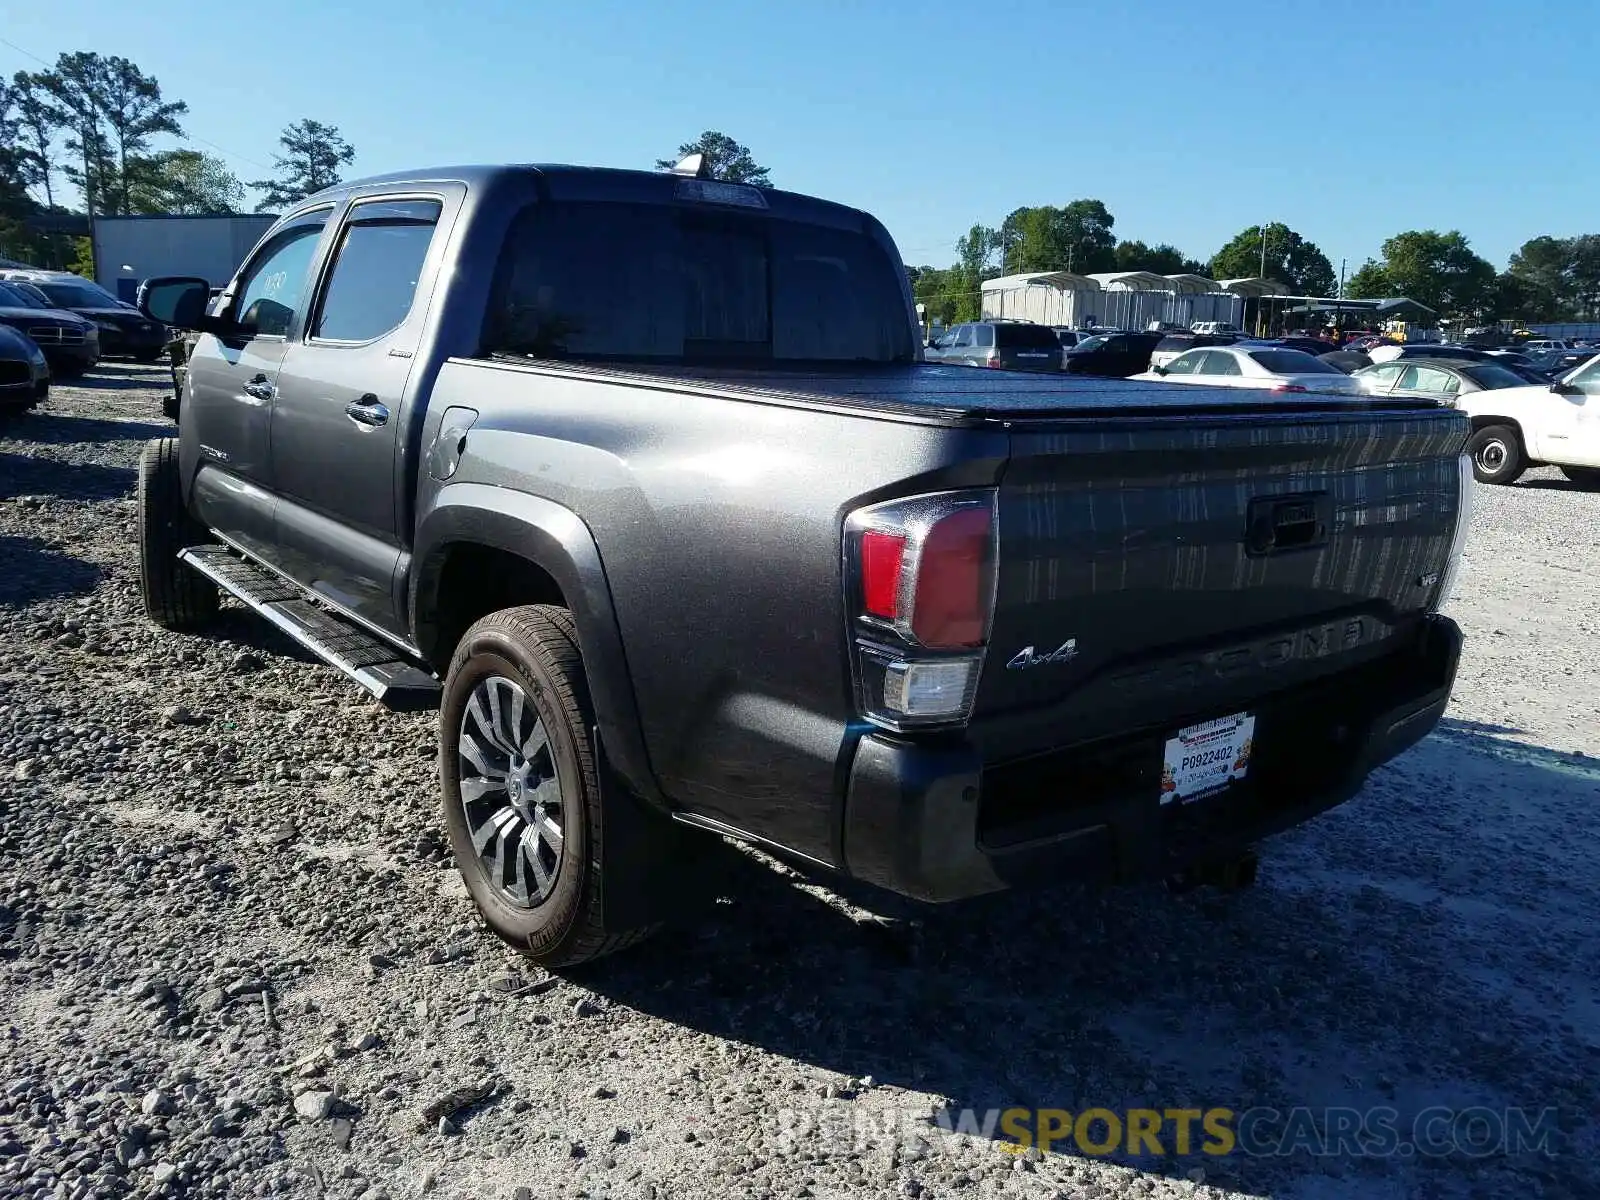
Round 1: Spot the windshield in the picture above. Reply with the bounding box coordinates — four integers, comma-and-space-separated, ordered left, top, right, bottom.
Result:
1248, 349, 1342, 374
484, 202, 914, 365
0, 283, 46, 309
1073, 335, 1109, 352
36, 280, 120, 308
995, 324, 1060, 349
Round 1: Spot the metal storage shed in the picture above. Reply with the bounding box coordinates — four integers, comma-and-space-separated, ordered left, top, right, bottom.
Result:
980, 272, 1103, 327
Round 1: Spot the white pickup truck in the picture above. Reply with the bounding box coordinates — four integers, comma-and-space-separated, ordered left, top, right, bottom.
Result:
1461, 353, 1600, 487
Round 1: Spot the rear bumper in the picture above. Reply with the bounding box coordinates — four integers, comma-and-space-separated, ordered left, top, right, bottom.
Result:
841, 613, 1462, 903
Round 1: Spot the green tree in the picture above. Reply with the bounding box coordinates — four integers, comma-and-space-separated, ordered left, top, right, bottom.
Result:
40, 51, 116, 217
1343, 259, 1392, 300
92, 56, 187, 215
655, 131, 770, 186
1209, 223, 1336, 295
910, 265, 960, 325
250, 119, 355, 211
1507, 234, 1600, 321
1372, 230, 1496, 318
994, 201, 1117, 275
1113, 239, 1203, 275
9, 73, 63, 212
129, 150, 245, 214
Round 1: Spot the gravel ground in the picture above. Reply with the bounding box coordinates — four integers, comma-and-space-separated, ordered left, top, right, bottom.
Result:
1, 366, 1597, 1200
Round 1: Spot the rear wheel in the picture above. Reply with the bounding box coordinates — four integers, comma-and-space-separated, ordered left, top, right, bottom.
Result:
439, 604, 655, 967
1465, 424, 1526, 485
137, 438, 219, 630
1561, 466, 1600, 488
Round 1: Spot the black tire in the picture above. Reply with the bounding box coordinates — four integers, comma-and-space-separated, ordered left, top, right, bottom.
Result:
137, 438, 219, 630
1560, 466, 1600, 489
440, 605, 656, 967
1465, 424, 1526, 485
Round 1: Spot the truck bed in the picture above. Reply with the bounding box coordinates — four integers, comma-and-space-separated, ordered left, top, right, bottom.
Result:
476, 358, 1439, 423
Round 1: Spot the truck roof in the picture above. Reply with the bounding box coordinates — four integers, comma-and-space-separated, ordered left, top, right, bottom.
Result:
306, 163, 874, 231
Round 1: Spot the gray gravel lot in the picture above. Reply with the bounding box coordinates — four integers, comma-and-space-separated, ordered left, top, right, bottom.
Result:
2, 367, 1597, 1200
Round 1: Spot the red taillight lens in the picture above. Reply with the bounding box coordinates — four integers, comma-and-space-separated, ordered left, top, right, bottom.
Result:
985, 354, 1002, 367
860, 531, 906, 619
912, 507, 993, 647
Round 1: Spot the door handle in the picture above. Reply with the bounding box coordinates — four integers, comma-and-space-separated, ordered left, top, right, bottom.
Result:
242, 376, 274, 401
345, 396, 390, 427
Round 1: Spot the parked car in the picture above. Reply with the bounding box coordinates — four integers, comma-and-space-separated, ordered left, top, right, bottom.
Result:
1050, 326, 1089, 349
132, 160, 1470, 966
924, 321, 1064, 372
1190, 321, 1242, 336
1133, 345, 1363, 395
1352, 358, 1532, 405
1318, 349, 1374, 374
1061, 330, 1164, 377
1274, 335, 1337, 357
1, 271, 168, 360
1520, 339, 1573, 352
1533, 349, 1597, 379
0, 323, 50, 413
0, 281, 100, 377
1148, 331, 1240, 370
1442, 353, 1600, 485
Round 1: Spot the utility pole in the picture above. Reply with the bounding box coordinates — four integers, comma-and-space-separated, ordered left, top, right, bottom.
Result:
1335, 257, 1346, 341
1259, 223, 1269, 280
1257, 223, 1271, 337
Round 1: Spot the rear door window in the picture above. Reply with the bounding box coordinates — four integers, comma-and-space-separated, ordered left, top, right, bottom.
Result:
1163, 350, 1206, 375
975, 325, 995, 348
311, 199, 442, 342
1198, 350, 1242, 375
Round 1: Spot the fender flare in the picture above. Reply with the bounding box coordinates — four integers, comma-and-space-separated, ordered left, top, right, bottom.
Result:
411, 483, 665, 810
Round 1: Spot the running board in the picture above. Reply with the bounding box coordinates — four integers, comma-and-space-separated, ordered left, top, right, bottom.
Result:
179, 545, 441, 711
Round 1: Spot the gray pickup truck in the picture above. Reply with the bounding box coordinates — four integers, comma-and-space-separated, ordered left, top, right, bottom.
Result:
135, 159, 1472, 966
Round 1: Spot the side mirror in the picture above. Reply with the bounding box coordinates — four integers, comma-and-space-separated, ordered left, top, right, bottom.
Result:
1152, 365, 1168, 376
1550, 380, 1579, 395
139, 275, 230, 334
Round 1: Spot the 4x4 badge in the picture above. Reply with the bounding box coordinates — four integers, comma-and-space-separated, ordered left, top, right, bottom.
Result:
1006, 640, 1078, 669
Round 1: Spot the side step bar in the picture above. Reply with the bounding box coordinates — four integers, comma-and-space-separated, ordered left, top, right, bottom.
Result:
179, 545, 442, 711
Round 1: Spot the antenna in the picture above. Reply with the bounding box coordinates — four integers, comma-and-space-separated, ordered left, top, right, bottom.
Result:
671, 152, 712, 180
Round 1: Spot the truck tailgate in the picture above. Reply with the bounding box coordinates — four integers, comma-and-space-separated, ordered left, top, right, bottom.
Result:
971, 407, 1468, 761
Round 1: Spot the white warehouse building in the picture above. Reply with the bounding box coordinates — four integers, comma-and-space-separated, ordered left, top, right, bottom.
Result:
980, 270, 1272, 331
92, 214, 279, 304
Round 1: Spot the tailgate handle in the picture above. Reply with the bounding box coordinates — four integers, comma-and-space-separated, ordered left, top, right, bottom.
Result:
1246, 493, 1329, 556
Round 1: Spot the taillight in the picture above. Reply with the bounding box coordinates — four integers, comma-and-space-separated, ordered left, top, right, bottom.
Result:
1273, 383, 1308, 393
985, 354, 1002, 368
844, 490, 998, 730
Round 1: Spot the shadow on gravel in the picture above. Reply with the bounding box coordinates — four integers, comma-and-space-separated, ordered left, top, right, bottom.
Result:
60, 366, 172, 393
577, 725, 1598, 1196
210, 608, 322, 664
0, 534, 104, 605
5, 410, 171, 445
0, 451, 134, 502
1517, 479, 1598, 493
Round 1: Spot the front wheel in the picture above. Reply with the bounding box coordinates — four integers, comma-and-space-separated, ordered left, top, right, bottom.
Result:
1560, 466, 1600, 489
137, 438, 219, 630
1465, 424, 1526, 485
439, 605, 655, 967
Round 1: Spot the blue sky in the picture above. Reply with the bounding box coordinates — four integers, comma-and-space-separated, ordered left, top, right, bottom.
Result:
2, 0, 1591, 275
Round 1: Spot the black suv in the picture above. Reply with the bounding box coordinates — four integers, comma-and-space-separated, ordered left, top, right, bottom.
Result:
2, 273, 168, 360
0, 281, 100, 376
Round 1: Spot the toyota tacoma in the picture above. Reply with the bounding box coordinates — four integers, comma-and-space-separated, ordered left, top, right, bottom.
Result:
133, 158, 1472, 965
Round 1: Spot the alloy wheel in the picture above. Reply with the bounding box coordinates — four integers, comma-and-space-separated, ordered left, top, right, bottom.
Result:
456, 674, 565, 907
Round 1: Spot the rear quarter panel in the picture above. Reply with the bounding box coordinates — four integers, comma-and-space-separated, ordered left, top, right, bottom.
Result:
423, 360, 1008, 865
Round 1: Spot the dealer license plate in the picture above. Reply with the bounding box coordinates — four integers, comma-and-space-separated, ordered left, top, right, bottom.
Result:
1160, 711, 1255, 806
